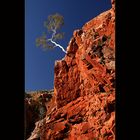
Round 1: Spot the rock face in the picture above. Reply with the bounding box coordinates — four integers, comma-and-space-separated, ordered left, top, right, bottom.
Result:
30, 1, 115, 140
25, 90, 53, 140
52, 1, 115, 110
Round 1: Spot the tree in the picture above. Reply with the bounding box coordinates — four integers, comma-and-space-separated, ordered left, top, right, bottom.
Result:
36, 13, 67, 53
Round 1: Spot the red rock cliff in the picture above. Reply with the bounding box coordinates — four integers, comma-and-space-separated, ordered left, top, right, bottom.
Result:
39, 1, 115, 140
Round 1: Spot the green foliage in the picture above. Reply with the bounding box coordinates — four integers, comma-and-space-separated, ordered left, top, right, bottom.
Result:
53, 32, 65, 41
97, 39, 104, 46
36, 13, 64, 50
44, 13, 64, 31
94, 32, 99, 38
36, 33, 55, 50
36, 33, 47, 48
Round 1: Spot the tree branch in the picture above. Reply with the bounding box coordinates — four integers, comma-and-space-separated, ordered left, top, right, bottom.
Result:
47, 29, 67, 53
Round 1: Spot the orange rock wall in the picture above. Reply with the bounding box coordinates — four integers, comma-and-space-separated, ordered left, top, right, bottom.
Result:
40, 0, 115, 139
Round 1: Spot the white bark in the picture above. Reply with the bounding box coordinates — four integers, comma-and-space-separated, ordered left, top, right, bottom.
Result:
47, 29, 67, 53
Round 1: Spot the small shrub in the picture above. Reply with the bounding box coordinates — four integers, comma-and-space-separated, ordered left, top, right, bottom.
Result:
39, 106, 46, 119
94, 32, 99, 38
97, 39, 103, 46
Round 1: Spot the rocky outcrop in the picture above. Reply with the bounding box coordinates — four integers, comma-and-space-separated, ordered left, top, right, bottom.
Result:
29, 1, 115, 139
52, 1, 115, 110
25, 90, 53, 140
42, 93, 115, 140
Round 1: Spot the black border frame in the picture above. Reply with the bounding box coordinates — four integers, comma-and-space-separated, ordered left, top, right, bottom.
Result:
2, 0, 139, 139
116, 0, 139, 139
1, 0, 24, 139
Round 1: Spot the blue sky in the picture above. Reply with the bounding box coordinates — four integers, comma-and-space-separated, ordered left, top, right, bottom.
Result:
25, 0, 111, 92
